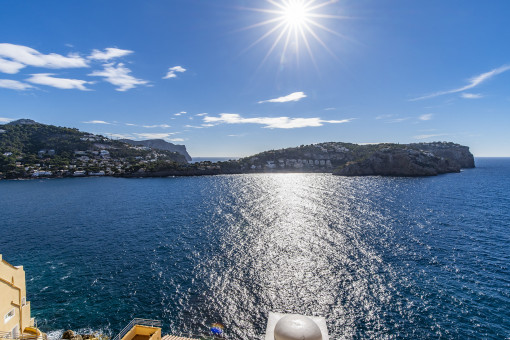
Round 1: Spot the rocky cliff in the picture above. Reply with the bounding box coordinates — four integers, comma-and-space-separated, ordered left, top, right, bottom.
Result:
333, 142, 474, 177
235, 141, 474, 177
333, 148, 461, 176
120, 138, 192, 161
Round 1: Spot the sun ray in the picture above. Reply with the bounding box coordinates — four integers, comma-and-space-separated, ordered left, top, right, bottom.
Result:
242, 20, 288, 54
242, 0, 345, 65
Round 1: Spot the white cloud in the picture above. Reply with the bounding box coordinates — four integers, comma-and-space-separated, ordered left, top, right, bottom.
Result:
203, 113, 352, 129
163, 66, 187, 79
324, 107, 336, 111
414, 133, 447, 140
258, 91, 307, 103
411, 64, 510, 101
461, 93, 483, 99
134, 132, 177, 139
0, 43, 88, 74
0, 117, 14, 123
184, 124, 204, 129
419, 114, 433, 121
108, 133, 133, 139
0, 58, 25, 74
82, 120, 111, 124
142, 124, 171, 128
0, 79, 33, 90
168, 138, 184, 142
88, 48, 133, 61
195, 113, 208, 116
89, 63, 148, 91
125, 123, 137, 126
27, 73, 92, 90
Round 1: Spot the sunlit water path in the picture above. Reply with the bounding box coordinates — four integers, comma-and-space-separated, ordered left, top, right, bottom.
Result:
1, 158, 509, 338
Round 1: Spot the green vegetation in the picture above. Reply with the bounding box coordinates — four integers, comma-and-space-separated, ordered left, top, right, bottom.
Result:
0, 120, 187, 179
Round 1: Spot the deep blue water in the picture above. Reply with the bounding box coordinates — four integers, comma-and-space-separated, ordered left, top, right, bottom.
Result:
1, 158, 509, 339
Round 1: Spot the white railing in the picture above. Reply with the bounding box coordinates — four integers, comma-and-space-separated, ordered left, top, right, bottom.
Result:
112, 319, 162, 340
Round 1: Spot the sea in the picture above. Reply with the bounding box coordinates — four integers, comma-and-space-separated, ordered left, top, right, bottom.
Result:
0, 158, 509, 339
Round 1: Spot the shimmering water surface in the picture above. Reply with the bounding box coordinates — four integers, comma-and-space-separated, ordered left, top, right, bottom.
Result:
1, 158, 509, 339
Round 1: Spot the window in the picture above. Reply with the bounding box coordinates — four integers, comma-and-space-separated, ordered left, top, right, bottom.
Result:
4, 308, 15, 323
21, 297, 26, 306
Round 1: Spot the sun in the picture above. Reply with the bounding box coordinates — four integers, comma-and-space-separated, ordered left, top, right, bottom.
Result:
243, 0, 345, 64
282, 1, 309, 27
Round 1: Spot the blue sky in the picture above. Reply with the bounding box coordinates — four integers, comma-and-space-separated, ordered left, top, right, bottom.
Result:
0, 0, 509, 157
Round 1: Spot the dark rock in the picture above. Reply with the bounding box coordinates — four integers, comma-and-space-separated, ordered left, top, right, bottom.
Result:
62, 330, 75, 339
333, 149, 460, 176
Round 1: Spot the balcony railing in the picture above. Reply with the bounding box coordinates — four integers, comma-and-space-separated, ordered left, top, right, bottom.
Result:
112, 319, 162, 340
0, 331, 46, 340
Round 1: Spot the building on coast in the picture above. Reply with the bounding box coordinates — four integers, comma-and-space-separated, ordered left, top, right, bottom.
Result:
0, 254, 46, 340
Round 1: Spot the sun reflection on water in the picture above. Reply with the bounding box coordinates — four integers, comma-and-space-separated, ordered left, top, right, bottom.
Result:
187, 174, 400, 338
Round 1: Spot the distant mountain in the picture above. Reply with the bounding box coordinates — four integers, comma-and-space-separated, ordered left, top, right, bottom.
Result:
7, 119, 38, 125
119, 139, 192, 161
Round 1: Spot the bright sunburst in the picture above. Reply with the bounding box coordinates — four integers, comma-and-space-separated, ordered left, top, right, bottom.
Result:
244, 0, 344, 64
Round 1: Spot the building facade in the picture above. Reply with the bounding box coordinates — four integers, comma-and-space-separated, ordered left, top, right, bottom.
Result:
0, 254, 36, 339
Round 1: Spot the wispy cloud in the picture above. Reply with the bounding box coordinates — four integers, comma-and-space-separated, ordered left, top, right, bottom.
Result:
125, 123, 137, 126
174, 111, 187, 116
0, 43, 88, 74
375, 114, 395, 120
324, 107, 336, 111
27, 73, 93, 90
414, 133, 447, 140
83, 120, 111, 124
461, 93, 483, 99
108, 133, 133, 139
203, 113, 352, 129
142, 124, 171, 128
88, 48, 133, 61
168, 138, 184, 142
258, 91, 307, 104
184, 124, 204, 129
419, 113, 433, 121
0, 117, 14, 123
163, 66, 187, 79
134, 132, 177, 139
89, 63, 148, 91
389, 117, 410, 123
0, 79, 33, 90
411, 64, 510, 101
195, 113, 208, 116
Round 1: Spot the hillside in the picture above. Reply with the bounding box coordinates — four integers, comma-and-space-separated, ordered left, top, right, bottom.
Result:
234, 142, 475, 176
119, 138, 192, 161
0, 120, 475, 179
0, 119, 188, 179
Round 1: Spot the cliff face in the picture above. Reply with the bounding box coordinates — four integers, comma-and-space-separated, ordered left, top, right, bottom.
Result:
333, 149, 461, 176
120, 139, 192, 161
411, 143, 475, 168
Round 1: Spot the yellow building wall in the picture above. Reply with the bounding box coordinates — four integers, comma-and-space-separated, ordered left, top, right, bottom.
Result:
121, 326, 161, 340
0, 254, 32, 336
